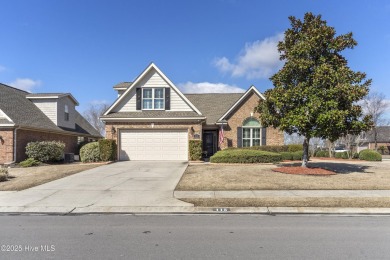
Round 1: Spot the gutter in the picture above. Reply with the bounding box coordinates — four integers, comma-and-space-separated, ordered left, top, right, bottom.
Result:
100, 117, 206, 122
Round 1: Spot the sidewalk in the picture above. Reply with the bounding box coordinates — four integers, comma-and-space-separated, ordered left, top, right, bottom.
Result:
174, 190, 390, 199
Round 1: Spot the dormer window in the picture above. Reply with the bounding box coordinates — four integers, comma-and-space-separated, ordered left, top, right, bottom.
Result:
142, 88, 164, 110
64, 105, 69, 121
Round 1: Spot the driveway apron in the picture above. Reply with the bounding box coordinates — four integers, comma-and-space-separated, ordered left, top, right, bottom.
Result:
0, 161, 192, 213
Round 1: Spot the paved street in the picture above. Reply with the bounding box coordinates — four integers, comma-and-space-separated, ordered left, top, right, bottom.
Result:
0, 161, 192, 213
0, 214, 389, 259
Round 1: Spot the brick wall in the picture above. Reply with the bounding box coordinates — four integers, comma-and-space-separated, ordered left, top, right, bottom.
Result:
0, 129, 14, 164
220, 92, 284, 149
266, 127, 285, 146
368, 142, 390, 154
15, 129, 78, 162
105, 121, 203, 160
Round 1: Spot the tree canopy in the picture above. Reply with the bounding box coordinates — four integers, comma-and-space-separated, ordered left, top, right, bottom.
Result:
256, 12, 372, 166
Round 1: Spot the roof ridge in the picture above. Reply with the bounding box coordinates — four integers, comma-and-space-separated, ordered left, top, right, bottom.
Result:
0, 83, 30, 94
184, 93, 244, 95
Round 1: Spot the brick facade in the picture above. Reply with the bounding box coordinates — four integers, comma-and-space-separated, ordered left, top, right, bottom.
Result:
0, 128, 78, 164
368, 142, 390, 154
105, 121, 203, 160
16, 129, 78, 162
220, 92, 284, 149
104, 93, 285, 160
0, 129, 14, 164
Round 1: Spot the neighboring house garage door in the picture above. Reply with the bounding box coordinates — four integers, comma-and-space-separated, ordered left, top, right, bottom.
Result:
119, 130, 188, 161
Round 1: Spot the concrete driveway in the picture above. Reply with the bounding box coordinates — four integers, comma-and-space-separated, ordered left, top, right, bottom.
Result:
0, 161, 193, 213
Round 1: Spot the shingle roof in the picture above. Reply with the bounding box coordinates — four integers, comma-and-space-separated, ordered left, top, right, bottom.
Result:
113, 82, 132, 89
0, 83, 101, 137
101, 111, 203, 119
184, 93, 243, 124
26, 93, 79, 105
365, 126, 390, 143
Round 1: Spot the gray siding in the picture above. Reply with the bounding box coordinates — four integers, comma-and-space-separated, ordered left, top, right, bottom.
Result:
31, 99, 57, 125
57, 96, 76, 129
113, 87, 137, 112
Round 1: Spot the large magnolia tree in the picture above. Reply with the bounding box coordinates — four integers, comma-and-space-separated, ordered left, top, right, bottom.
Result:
257, 12, 372, 167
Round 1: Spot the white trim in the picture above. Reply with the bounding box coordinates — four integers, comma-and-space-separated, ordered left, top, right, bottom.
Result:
104, 63, 202, 115
217, 85, 265, 122
26, 94, 79, 106
101, 117, 205, 122
0, 124, 15, 127
0, 108, 14, 123
142, 87, 165, 110
242, 127, 261, 147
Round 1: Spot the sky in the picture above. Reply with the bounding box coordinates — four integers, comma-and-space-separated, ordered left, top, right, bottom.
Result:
0, 0, 389, 118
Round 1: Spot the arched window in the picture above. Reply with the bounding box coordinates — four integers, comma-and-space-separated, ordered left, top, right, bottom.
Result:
242, 118, 261, 147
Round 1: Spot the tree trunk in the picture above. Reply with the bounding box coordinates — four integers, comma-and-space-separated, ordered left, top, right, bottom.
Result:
302, 137, 310, 167
327, 141, 333, 158
374, 128, 378, 151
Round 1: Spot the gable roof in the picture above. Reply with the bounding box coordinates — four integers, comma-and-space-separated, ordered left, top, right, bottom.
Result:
26, 93, 79, 105
217, 86, 265, 122
104, 63, 202, 115
185, 93, 242, 125
0, 83, 101, 137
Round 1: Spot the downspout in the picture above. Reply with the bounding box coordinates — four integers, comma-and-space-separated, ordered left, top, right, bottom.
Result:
13, 126, 21, 163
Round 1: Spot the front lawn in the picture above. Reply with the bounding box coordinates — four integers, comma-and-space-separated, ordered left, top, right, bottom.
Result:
175, 160, 390, 191
0, 163, 104, 191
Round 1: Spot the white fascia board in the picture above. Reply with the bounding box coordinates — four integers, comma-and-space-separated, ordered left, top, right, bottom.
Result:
101, 117, 206, 122
26, 94, 79, 106
104, 63, 202, 116
217, 85, 265, 122
0, 124, 15, 127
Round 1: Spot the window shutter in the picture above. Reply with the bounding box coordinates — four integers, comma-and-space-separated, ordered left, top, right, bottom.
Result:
136, 88, 141, 110
261, 127, 267, 146
237, 127, 242, 148
165, 88, 171, 110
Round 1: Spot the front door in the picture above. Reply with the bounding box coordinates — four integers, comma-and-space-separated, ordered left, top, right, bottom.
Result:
203, 132, 215, 157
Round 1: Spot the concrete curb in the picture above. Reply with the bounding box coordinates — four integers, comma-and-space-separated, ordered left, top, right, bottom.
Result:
0, 206, 389, 215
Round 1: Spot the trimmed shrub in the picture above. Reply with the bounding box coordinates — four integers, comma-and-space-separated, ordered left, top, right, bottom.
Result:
359, 149, 382, 161
378, 145, 386, 154
99, 139, 117, 161
19, 158, 40, 167
247, 145, 290, 153
76, 141, 89, 155
335, 151, 349, 159
292, 151, 304, 160
352, 152, 359, 159
25, 141, 65, 162
0, 168, 8, 182
189, 140, 202, 161
80, 142, 100, 163
288, 144, 303, 152
315, 150, 330, 157
210, 149, 282, 163
280, 152, 294, 161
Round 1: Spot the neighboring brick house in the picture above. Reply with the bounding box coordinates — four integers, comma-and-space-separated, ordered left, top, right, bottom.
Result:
0, 83, 102, 164
357, 126, 390, 154
101, 63, 284, 161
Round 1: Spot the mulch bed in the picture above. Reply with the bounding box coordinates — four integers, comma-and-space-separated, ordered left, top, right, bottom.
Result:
273, 166, 336, 176
313, 157, 358, 162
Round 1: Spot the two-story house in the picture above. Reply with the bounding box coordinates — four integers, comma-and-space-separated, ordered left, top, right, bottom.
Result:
0, 83, 101, 164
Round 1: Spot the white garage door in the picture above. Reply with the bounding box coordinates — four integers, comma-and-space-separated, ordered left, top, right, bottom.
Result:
119, 130, 188, 161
